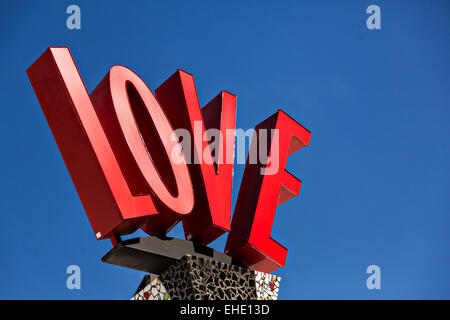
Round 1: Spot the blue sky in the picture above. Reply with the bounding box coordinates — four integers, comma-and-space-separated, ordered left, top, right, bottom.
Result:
0, 0, 449, 299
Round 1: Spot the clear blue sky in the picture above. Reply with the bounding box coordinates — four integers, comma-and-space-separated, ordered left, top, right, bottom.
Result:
1, 0, 449, 299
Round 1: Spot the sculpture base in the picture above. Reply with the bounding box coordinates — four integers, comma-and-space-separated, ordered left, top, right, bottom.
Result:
131, 255, 281, 300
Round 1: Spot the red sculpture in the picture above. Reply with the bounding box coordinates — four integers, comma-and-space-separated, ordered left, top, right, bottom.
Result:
27, 47, 311, 273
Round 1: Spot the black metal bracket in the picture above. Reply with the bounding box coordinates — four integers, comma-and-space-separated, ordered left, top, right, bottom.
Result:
101, 236, 239, 275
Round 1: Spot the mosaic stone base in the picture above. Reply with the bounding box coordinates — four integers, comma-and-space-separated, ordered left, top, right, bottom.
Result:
131, 255, 281, 300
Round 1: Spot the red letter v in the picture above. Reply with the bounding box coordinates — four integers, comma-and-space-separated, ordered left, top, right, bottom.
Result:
151, 70, 236, 245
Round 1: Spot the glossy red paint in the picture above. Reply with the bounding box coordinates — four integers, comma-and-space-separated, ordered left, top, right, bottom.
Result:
225, 110, 311, 273
154, 70, 236, 245
26, 47, 194, 240
27, 47, 311, 272
27, 47, 157, 240
90, 65, 194, 236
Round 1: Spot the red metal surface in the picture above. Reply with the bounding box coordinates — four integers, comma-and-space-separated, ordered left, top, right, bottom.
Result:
27, 47, 312, 272
153, 70, 236, 245
90, 65, 194, 236
225, 110, 311, 273
26, 47, 194, 240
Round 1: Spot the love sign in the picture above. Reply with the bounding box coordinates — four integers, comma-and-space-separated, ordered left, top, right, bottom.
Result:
27, 47, 311, 273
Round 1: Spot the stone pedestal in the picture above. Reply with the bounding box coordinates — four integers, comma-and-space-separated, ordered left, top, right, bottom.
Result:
131, 255, 281, 300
